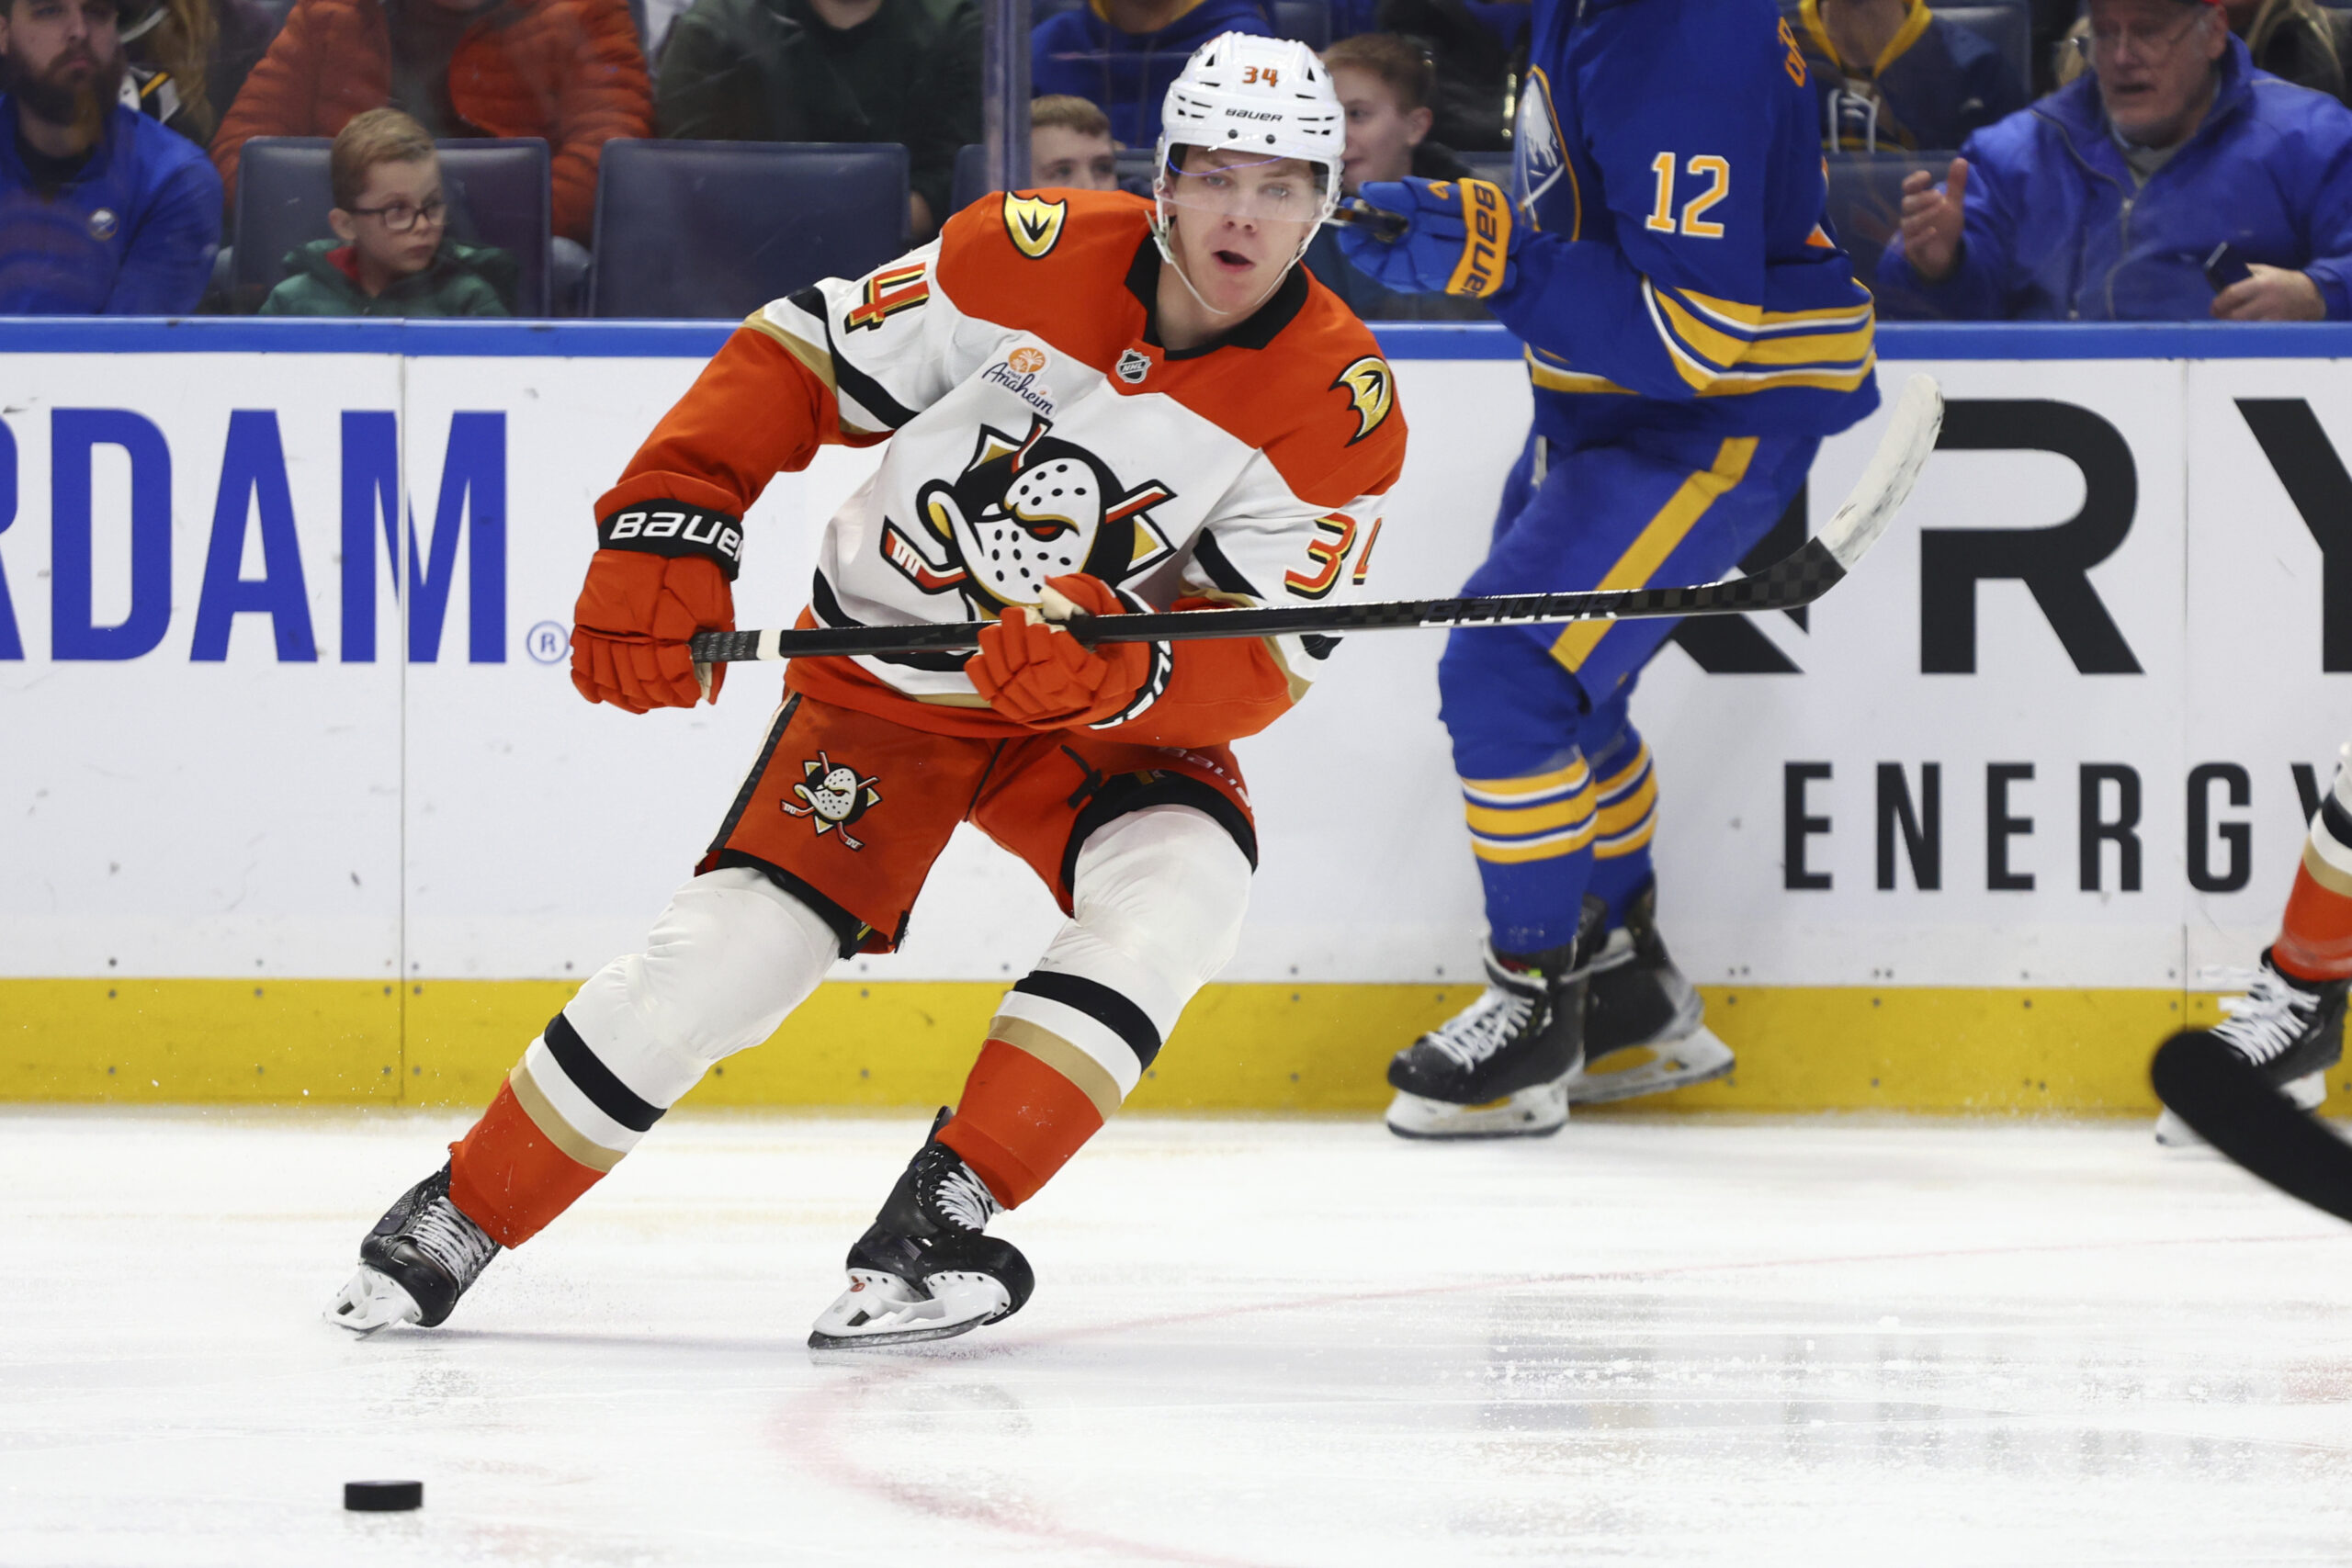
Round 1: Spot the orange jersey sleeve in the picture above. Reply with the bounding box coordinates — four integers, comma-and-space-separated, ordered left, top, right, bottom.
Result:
596, 326, 884, 520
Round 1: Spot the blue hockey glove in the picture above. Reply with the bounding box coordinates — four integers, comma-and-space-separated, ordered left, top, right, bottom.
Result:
1334, 177, 1519, 299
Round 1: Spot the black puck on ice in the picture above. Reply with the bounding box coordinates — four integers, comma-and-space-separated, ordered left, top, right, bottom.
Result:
344, 1480, 423, 1512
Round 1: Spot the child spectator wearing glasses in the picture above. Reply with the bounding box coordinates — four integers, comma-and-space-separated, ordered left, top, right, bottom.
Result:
260, 107, 513, 316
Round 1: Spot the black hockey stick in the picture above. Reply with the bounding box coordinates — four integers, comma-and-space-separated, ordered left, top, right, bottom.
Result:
2151, 1032, 2352, 1224
688, 375, 1941, 666
1323, 196, 1410, 243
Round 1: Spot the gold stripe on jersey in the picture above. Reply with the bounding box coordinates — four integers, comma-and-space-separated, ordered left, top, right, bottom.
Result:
1643, 278, 1876, 397
1553, 437, 1757, 671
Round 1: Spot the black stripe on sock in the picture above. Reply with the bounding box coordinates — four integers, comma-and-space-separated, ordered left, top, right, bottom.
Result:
2321, 789, 2352, 855
1012, 970, 1163, 1072
542, 1012, 665, 1133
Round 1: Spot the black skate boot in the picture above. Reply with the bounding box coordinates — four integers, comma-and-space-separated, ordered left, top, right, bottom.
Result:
2154, 949, 2349, 1147
324, 1163, 501, 1335
808, 1110, 1035, 1348
1566, 881, 1736, 1104
1385, 897, 1606, 1139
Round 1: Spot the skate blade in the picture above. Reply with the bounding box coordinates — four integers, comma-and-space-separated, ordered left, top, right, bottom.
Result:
324, 1265, 422, 1337
2155, 1068, 2331, 1147
1384, 1081, 1567, 1140
1565, 1025, 1735, 1105
807, 1268, 1012, 1350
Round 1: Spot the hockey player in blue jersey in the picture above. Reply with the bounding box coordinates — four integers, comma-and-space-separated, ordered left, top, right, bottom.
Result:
1339, 0, 1882, 1137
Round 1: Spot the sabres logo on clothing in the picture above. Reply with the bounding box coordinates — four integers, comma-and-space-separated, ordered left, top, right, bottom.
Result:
784, 750, 882, 849
882, 413, 1179, 618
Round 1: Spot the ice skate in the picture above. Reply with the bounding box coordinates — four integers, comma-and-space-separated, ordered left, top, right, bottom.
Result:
809, 1111, 1035, 1349
1385, 898, 1605, 1139
2155, 951, 2348, 1147
325, 1163, 501, 1335
1565, 882, 1735, 1104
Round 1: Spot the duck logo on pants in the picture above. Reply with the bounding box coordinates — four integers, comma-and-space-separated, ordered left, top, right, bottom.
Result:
785, 751, 883, 850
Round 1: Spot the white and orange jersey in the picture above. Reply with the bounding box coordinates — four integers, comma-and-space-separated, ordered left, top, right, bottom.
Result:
598, 189, 1408, 745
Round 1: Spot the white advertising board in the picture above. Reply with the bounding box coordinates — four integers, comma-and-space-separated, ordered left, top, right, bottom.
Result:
3, 324, 2347, 992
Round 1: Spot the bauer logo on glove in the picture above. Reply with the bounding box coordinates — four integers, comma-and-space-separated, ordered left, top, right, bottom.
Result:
1335, 176, 1519, 299
598, 505, 745, 578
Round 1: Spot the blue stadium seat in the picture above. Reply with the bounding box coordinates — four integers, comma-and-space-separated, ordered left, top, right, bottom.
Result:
1269, 0, 1330, 48
953, 142, 989, 215
1823, 152, 1949, 301
231, 136, 554, 315
1938, 4, 2033, 98
588, 140, 910, 318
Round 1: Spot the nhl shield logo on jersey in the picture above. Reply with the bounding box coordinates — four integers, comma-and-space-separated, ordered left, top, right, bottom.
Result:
1331, 356, 1395, 445
1115, 348, 1151, 384
784, 751, 882, 850
879, 413, 1179, 617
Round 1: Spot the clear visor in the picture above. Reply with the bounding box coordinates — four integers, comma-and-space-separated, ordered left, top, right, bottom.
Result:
1159, 152, 1329, 225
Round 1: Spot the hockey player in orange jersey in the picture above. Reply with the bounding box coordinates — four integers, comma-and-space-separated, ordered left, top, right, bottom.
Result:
327, 34, 1407, 1348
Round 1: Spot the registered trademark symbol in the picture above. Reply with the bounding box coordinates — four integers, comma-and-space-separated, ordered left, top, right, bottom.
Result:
526, 621, 571, 664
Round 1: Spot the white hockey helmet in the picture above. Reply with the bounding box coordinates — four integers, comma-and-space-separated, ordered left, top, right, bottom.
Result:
1155, 32, 1346, 236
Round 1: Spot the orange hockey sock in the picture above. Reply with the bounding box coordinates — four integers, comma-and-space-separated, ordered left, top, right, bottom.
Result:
447, 1079, 608, 1247
2275, 852, 2352, 981
937, 1037, 1108, 1209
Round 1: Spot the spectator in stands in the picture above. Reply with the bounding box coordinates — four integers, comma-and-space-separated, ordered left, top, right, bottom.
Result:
1032, 0, 1272, 149
1030, 92, 1119, 190
0, 0, 220, 311
1302, 31, 1483, 319
1884, 0, 2352, 320
1375, 0, 1521, 152
259, 107, 511, 314
120, 0, 276, 145
1794, 0, 2026, 152
210, 0, 647, 245
656, 0, 977, 241
2060, 0, 2352, 105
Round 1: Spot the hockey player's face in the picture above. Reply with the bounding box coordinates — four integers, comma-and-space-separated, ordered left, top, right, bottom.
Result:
2086, 0, 2226, 145
1164, 150, 1321, 311
0, 0, 121, 119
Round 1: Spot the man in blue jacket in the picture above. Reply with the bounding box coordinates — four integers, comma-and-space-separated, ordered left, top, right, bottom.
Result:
1883, 0, 2352, 320
1032, 0, 1272, 148
0, 0, 220, 313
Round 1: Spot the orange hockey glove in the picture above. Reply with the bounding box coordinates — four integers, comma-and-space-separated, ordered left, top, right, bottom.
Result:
570, 502, 742, 713
967, 573, 1168, 729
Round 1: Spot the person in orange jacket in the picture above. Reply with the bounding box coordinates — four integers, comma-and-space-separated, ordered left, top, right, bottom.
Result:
210, 0, 647, 243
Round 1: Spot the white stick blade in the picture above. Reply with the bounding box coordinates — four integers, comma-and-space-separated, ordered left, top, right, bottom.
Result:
1820, 373, 1943, 570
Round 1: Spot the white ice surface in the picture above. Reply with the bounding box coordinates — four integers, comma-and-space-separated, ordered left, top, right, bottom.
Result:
6, 1111, 2352, 1566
